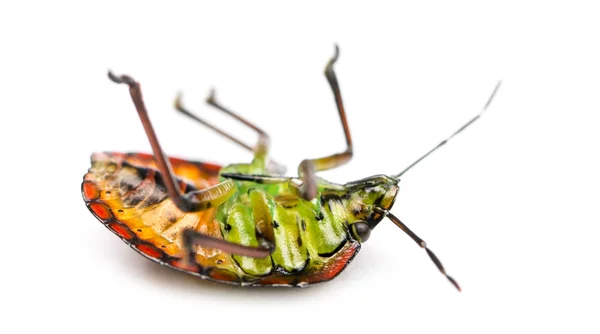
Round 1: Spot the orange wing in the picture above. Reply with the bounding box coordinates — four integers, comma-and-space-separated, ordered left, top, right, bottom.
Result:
82, 152, 244, 277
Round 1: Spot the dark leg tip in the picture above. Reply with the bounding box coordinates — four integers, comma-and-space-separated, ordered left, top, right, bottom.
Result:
325, 44, 340, 73
206, 88, 217, 105
332, 44, 340, 62
174, 91, 184, 111
107, 70, 137, 87
447, 276, 461, 292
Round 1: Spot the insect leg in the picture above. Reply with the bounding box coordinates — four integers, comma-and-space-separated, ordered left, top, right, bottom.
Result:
182, 188, 276, 262
220, 173, 293, 184
175, 91, 286, 174
108, 71, 235, 212
109, 71, 277, 259
182, 229, 273, 261
297, 45, 353, 200
174, 93, 253, 152
205, 89, 270, 157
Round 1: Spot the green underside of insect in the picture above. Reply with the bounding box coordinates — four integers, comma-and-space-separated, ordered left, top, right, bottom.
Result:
215, 161, 398, 276
83, 45, 500, 289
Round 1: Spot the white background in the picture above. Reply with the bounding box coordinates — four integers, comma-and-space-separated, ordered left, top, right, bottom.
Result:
1, 1, 599, 333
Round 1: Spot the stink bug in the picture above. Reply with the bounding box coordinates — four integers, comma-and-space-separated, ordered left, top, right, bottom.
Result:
82, 45, 501, 290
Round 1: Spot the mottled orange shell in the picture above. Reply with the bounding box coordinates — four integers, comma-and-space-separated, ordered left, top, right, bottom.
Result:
83, 152, 360, 287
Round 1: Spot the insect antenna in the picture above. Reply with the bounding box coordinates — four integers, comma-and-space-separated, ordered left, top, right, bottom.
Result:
375, 208, 461, 291
395, 81, 502, 178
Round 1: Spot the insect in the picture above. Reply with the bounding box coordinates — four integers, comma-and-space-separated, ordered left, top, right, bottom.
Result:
82, 45, 501, 290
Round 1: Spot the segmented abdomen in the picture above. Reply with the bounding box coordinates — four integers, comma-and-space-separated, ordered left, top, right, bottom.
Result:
219, 188, 357, 283
83, 152, 360, 287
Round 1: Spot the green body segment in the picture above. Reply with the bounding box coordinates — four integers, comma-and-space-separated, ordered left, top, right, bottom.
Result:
216, 157, 351, 277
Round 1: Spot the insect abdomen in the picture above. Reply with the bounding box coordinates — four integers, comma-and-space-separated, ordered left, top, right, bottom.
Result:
270, 205, 309, 273
219, 187, 350, 280
224, 203, 273, 276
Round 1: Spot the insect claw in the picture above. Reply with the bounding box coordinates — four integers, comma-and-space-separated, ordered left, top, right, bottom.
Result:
173, 91, 183, 109
107, 70, 119, 82
107, 70, 136, 86
205, 88, 217, 105
325, 44, 340, 73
